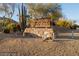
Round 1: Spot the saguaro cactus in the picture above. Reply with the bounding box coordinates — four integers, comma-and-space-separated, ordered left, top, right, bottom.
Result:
18, 3, 27, 32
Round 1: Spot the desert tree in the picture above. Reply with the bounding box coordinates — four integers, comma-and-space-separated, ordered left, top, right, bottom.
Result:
0, 3, 9, 18
26, 3, 62, 20
7, 3, 16, 18
0, 3, 16, 20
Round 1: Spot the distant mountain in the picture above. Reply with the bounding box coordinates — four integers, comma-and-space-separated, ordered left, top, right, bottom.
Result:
0, 17, 18, 24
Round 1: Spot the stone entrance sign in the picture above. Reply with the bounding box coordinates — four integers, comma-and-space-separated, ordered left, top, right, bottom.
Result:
29, 19, 51, 28
23, 18, 54, 40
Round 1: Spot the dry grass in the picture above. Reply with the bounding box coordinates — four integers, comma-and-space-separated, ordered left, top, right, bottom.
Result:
0, 38, 79, 56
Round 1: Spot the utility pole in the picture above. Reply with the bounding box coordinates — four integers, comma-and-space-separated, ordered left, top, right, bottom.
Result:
71, 21, 74, 39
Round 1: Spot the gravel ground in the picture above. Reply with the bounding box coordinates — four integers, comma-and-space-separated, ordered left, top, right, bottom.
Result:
0, 32, 79, 56
0, 38, 79, 56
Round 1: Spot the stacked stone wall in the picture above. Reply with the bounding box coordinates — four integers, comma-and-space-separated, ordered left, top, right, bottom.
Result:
24, 28, 53, 39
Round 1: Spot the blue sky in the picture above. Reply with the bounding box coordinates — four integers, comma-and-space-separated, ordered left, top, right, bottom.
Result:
12, 7, 19, 22
61, 3, 79, 24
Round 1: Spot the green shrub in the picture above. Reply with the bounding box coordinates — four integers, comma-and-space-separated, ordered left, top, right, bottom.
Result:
56, 20, 72, 28
7, 23, 17, 32
3, 27, 10, 33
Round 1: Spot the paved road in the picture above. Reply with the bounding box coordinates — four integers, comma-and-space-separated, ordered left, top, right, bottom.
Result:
55, 29, 79, 40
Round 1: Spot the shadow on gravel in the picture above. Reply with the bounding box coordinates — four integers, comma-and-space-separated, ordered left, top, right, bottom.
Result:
0, 32, 41, 40
23, 33, 41, 38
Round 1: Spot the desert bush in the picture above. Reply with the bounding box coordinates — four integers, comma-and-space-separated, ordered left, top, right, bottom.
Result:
16, 24, 21, 32
3, 20, 11, 27
7, 23, 17, 32
70, 24, 77, 29
56, 20, 72, 28
3, 27, 10, 33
